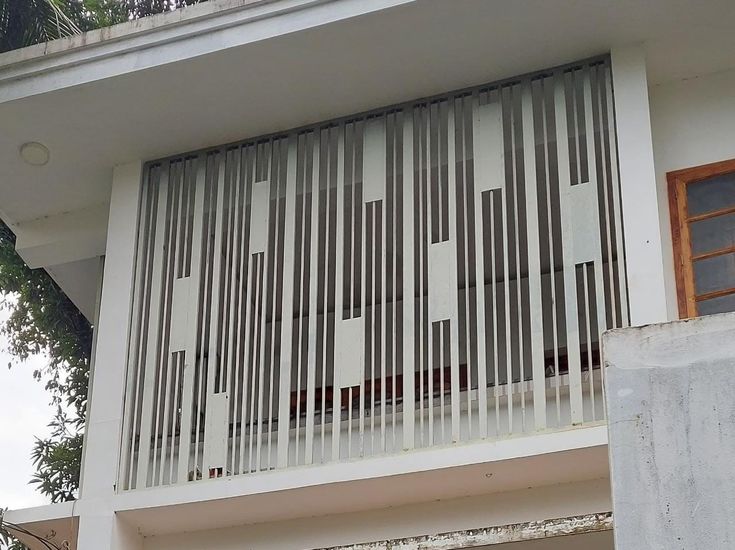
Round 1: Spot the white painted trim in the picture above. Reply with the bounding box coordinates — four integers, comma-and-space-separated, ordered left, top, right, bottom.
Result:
0, 0, 416, 103
610, 46, 670, 325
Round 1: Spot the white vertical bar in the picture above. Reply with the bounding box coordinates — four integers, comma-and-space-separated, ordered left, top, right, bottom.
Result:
225, 152, 242, 473
425, 107, 434, 446
447, 104, 461, 442
595, 66, 619, 330
522, 82, 547, 431
122, 174, 149, 489
583, 266, 595, 420
266, 144, 281, 469
540, 81, 562, 425
583, 70, 608, 342
237, 148, 254, 473
359, 131, 367, 457
417, 111, 425, 447
152, 165, 176, 485
255, 144, 274, 471
605, 64, 629, 326
238, 253, 255, 473
489, 191, 500, 436
136, 166, 169, 489
370, 205, 376, 453
380, 200, 387, 452
332, 124, 345, 461
402, 111, 415, 450
320, 135, 332, 461
499, 90, 513, 434
305, 132, 320, 463
203, 152, 228, 470
471, 95, 489, 439
277, 137, 298, 468
509, 89, 527, 431
224, 153, 239, 398
294, 138, 308, 465
177, 156, 206, 483
391, 115, 398, 450
159, 164, 184, 484
231, 150, 247, 475
554, 74, 584, 425
194, 158, 214, 476
247, 254, 263, 471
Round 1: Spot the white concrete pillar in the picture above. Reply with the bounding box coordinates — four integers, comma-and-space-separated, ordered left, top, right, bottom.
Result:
77, 161, 143, 549
611, 45, 670, 325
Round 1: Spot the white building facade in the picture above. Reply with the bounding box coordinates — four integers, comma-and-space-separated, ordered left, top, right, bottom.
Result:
2, 1, 735, 548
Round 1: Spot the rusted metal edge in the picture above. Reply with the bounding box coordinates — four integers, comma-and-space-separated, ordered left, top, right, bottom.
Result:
319, 511, 613, 550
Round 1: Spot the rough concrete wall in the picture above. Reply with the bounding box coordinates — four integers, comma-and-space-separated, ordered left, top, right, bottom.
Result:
604, 312, 735, 549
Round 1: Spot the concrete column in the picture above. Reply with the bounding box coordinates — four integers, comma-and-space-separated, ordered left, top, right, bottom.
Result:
604, 313, 735, 549
77, 161, 143, 549
611, 45, 670, 325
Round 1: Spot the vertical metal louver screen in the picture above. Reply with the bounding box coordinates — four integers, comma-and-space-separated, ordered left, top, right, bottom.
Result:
121, 58, 627, 490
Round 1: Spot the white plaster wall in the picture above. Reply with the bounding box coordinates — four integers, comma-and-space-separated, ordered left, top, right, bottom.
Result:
649, 66, 735, 318
141, 478, 611, 550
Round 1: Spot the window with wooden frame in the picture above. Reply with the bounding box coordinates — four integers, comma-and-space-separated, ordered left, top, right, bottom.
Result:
668, 158, 735, 318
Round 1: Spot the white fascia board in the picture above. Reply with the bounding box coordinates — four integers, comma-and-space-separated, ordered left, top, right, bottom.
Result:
3, 501, 78, 526
0, 0, 416, 103
13, 203, 109, 269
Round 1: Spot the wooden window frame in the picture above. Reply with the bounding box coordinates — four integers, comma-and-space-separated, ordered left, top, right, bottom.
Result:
668, 158, 735, 318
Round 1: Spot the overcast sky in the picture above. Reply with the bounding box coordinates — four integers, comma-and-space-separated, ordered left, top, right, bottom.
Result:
0, 306, 54, 510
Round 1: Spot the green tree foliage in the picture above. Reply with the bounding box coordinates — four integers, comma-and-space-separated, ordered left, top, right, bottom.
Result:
0, 222, 92, 503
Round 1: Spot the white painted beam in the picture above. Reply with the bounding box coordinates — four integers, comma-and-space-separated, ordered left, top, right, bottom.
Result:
610, 46, 669, 325
13, 203, 108, 269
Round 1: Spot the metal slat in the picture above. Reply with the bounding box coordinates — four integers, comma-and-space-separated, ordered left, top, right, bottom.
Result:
277, 137, 298, 468
402, 110, 415, 450
203, 152, 228, 474
470, 95, 489, 439
122, 169, 152, 489
136, 165, 169, 488
500, 88, 513, 434
604, 65, 629, 326
305, 132, 320, 464
554, 74, 584, 425
332, 125, 345, 460
521, 82, 547, 431
447, 104, 461, 442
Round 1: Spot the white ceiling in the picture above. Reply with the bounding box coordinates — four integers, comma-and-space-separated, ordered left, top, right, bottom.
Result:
1, 0, 735, 311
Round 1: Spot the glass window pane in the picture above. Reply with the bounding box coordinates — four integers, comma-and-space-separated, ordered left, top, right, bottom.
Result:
686, 172, 735, 217
689, 212, 735, 256
693, 252, 735, 295
698, 293, 735, 315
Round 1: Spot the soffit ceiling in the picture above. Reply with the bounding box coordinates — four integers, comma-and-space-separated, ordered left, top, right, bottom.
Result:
0, 0, 734, 314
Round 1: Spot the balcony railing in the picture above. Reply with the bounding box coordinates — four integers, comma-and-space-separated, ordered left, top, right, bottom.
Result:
120, 57, 627, 490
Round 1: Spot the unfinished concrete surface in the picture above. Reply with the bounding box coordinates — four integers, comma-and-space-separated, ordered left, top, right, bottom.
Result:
604, 312, 735, 549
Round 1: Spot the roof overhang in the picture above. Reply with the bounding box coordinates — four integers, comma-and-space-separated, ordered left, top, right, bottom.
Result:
2, 0, 735, 317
